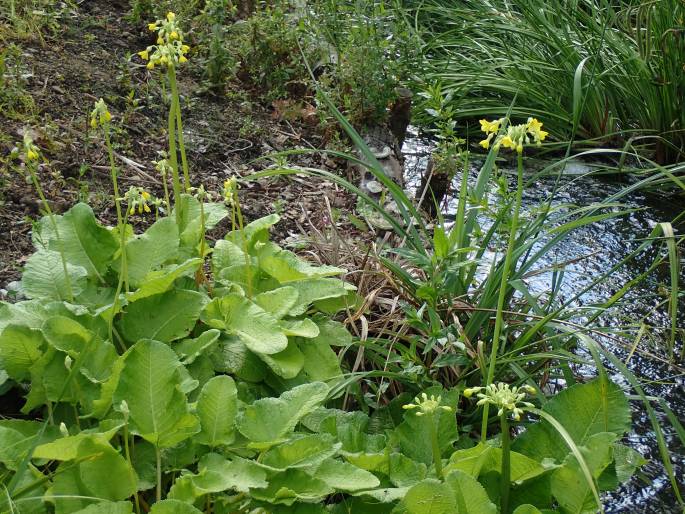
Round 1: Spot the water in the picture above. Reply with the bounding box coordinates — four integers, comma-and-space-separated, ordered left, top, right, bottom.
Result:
403, 132, 685, 513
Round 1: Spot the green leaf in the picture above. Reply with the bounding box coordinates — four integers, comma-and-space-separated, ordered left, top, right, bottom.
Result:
401, 479, 457, 514
238, 382, 329, 445
0, 299, 51, 333
41, 315, 93, 355
210, 335, 267, 382
513, 378, 631, 464
287, 279, 352, 316
512, 505, 543, 514
445, 469, 497, 514
126, 258, 202, 302
195, 375, 238, 447
550, 432, 618, 514
35, 203, 118, 281
312, 316, 353, 346
174, 329, 221, 365
21, 249, 88, 300
0, 325, 44, 380
314, 457, 381, 491
168, 453, 268, 501
226, 213, 280, 248
388, 453, 427, 487
113, 339, 199, 447
72, 502, 134, 514
254, 286, 299, 319
257, 340, 305, 379
257, 242, 345, 283
119, 289, 207, 343
176, 195, 227, 251
149, 500, 203, 514
202, 294, 287, 354
297, 336, 342, 382
260, 434, 340, 470
123, 217, 180, 287
250, 469, 333, 506
0, 420, 58, 470
48, 437, 137, 514
280, 318, 320, 338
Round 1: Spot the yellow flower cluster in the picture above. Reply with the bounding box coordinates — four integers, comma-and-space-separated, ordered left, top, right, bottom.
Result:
22, 133, 40, 162
90, 98, 112, 129
464, 382, 536, 421
138, 12, 190, 69
124, 186, 153, 215
402, 393, 453, 417
479, 117, 548, 153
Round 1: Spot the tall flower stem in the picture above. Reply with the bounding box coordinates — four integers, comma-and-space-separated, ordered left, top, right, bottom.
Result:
500, 414, 511, 514
173, 87, 191, 192
167, 64, 182, 224
26, 165, 73, 302
428, 413, 444, 480
481, 152, 524, 440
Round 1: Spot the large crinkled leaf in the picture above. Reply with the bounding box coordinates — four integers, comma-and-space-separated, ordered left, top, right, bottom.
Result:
47, 437, 137, 514
250, 469, 333, 506
41, 315, 93, 355
287, 278, 354, 316
126, 258, 202, 302
314, 458, 381, 492
257, 242, 345, 283
21, 249, 88, 301
0, 324, 44, 380
210, 335, 267, 382
237, 382, 329, 445
201, 294, 287, 355
119, 289, 207, 343
168, 453, 268, 501
388, 453, 428, 488
260, 434, 340, 471
255, 286, 299, 319
312, 315, 353, 346
122, 217, 179, 287
512, 378, 631, 463
34, 203, 118, 281
195, 375, 238, 447
112, 340, 199, 447
550, 432, 618, 514
149, 500, 203, 514
0, 300, 51, 333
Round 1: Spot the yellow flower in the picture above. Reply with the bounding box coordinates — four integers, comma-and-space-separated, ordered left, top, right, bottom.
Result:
479, 118, 501, 135
500, 135, 515, 150
167, 12, 175, 21
526, 117, 548, 143
90, 118, 98, 129
181, 44, 190, 54
157, 36, 164, 45
27, 149, 38, 161
178, 55, 187, 64
148, 22, 157, 31
144, 203, 151, 213
129, 206, 135, 215
142, 191, 151, 200
138, 50, 149, 60
169, 31, 179, 40
146, 61, 155, 70
160, 55, 168, 65
479, 138, 490, 149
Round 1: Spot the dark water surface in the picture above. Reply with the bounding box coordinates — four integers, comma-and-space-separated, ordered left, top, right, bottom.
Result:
403, 133, 685, 513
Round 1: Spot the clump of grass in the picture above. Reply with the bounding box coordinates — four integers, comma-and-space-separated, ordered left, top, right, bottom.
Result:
404, 0, 685, 164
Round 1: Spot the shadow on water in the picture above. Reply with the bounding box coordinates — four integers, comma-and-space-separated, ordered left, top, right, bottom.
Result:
403, 131, 685, 513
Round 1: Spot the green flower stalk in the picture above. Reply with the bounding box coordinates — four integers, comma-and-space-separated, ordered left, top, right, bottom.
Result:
224, 177, 253, 298
403, 393, 453, 480
153, 154, 172, 214
466, 383, 536, 514
478, 117, 547, 441
18, 134, 73, 302
139, 12, 192, 223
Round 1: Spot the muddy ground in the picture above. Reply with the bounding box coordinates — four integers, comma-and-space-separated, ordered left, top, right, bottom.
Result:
0, 0, 366, 294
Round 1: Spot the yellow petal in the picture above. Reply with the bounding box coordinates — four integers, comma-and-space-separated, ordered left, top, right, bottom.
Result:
144, 204, 151, 213
167, 12, 175, 21
178, 55, 187, 64
138, 50, 149, 60
146, 61, 155, 70
148, 23, 157, 31
479, 138, 490, 149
